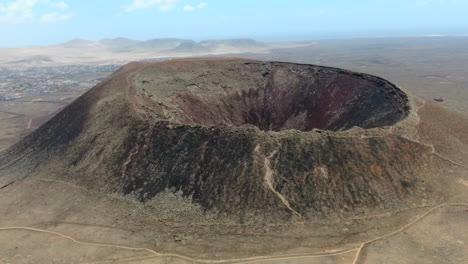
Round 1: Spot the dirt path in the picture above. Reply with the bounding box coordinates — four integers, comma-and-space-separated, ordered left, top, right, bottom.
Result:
263, 151, 302, 219
351, 203, 468, 264
0, 180, 16, 190
0, 226, 356, 264
459, 179, 468, 187
254, 145, 302, 218
1, 203, 467, 263
0, 110, 25, 117
125, 64, 153, 117
121, 145, 140, 179
349, 100, 468, 261
410, 100, 468, 170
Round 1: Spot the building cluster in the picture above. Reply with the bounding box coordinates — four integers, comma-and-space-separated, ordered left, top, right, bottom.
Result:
0, 65, 121, 99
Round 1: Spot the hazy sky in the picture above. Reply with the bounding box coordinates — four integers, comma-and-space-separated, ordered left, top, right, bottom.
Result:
0, 0, 467, 47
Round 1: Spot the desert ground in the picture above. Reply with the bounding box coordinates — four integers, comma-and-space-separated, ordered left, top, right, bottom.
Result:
0, 37, 467, 263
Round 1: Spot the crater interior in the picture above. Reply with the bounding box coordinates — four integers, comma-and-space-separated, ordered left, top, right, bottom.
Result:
133, 59, 410, 131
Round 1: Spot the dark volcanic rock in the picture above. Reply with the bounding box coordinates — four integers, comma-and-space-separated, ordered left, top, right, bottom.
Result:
1, 59, 435, 220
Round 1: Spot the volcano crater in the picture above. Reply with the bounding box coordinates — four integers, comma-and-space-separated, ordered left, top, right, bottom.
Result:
2, 59, 430, 220
133, 60, 410, 132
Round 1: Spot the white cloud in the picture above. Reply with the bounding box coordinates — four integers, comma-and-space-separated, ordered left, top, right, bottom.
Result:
0, 0, 71, 23
124, 0, 180, 12
40, 11, 72, 22
416, 1, 429, 6
51, 1, 68, 9
183, 5, 194, 11
40, 0, 68, 9
0, 0, 37, 23
182, 5, 194, 11
183, 2, 206, 12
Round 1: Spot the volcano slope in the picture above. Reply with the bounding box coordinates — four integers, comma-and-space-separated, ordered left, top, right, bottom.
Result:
0, 59, 467, 262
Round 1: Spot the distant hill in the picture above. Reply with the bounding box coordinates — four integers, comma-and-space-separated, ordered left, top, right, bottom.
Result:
134, 38, 194, 51
200, 38, 261, 48
58, 38, 102, 49
0, 37, 274, 67
99, 38, 142, 52
173, 38, 263, 53
57, 37, 264, 53
172, 40, 211, 53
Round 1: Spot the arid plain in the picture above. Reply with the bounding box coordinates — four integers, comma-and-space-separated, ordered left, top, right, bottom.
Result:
0, 37, 467, 264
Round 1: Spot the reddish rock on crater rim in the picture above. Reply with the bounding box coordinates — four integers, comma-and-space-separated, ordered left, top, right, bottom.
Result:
131, 59, 410, 131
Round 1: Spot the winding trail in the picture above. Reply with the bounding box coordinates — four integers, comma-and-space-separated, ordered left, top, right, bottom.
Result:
0, 226, 161, 256
0, 110, 25, 117
0, 180, 16, 190
126, 64, 152, 117
0, 226, 356, 264
459, 179, 468, 187
351, 203, 468, 264
1, 203, 467, 263
345, 99, 468, 263
255, 145, 302, 218
121, 145, 140, 179
263, 150, 301, 218
408, 100, 468, 170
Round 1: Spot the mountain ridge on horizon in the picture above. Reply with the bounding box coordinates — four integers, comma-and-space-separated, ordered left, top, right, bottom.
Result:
32, 37, 266, 54
0, 37, 273, 67
51, 37, 264, 49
